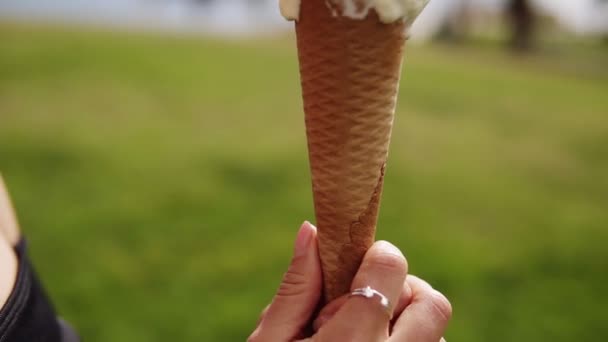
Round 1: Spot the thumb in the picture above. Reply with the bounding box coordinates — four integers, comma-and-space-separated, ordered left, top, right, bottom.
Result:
251, 221, 322, 341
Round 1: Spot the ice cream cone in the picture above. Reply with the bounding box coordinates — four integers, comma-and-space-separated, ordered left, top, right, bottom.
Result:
296, 0, 408, 302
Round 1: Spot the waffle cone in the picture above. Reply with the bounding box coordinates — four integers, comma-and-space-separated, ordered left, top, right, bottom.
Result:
296, 0, 407, 302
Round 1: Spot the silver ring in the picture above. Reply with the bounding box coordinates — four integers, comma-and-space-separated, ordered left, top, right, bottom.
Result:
349, 286, 392, 318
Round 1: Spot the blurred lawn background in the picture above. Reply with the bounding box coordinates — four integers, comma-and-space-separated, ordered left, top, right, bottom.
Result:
1, 21, 608, 341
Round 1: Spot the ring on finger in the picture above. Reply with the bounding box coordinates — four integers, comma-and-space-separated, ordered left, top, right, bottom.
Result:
349, 286, 392, 319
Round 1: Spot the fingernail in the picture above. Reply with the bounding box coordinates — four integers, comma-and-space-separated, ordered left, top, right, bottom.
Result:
376, 240, 404, 258
294, 221, 314, 257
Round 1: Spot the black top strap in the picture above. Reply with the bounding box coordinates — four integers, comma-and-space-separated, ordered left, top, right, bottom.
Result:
0, 240, 75, 342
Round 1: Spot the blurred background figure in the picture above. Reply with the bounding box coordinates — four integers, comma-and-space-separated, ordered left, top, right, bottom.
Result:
0, 0, 607, 342
1, 0, 608, 41
506, 0, 535, 51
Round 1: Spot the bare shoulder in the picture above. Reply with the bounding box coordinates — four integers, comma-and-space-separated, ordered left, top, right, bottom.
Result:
0, 175, 21, 246
0, 236, 18, 308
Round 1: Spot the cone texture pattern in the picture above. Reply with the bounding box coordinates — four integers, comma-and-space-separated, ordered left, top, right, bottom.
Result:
296, 0, 407, 302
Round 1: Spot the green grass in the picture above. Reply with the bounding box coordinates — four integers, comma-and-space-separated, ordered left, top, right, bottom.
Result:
1, 22, 607, 341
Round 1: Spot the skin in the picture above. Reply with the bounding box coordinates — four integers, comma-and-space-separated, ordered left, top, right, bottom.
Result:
0, 176, 19, 309
0, 175, 21, 246
0, 237, 17, 310
249, 222, 452, 342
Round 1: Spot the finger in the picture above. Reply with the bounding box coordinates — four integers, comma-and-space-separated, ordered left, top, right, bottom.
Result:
256, 304, 270, 326
392, 281, 413, 321
312, 294, 349, 332
390, 275, 452, 342
249, 222, 322, 342
389, 280, 413, 335
317, 241, 408, 342
0, 174, 21, 246
315, 281, 413, 333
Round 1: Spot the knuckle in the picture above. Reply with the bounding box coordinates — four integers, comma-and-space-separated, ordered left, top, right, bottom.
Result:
368, 252, 406, 274
427, 290, 453, 322
257, 305, 270, 324
247, 329, 262, 342
276, 266, 308, 298
260, 305, 269, 318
